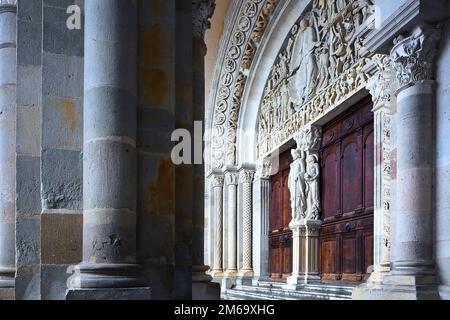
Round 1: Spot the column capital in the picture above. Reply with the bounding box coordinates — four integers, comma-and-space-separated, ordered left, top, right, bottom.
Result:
239, 169, 255, 184
390, 26, 441, 90
0, 0, 16, 13
192, 0, 216, 41
367, 55, 396, 112
255, 158, 272, 180
224, 172, 238, 186
211, 174, 224, 188
293, 126, 322, 154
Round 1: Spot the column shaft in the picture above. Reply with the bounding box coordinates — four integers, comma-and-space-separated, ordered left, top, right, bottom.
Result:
239, 170, 254, 277
225, 173, 237, 274
0, 1, 16, 291
211, 175, 224, 275
68, 0, 146, 291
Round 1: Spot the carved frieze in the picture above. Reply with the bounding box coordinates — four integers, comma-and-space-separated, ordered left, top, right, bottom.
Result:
258, 0, 375, 158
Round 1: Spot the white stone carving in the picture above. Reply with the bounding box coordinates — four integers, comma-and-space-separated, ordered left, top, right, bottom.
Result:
225, 172, 238, 185
288, 127, 322, 222
255, 157, 272, 179
390, 26, 441, 89
258, 0, 374, 158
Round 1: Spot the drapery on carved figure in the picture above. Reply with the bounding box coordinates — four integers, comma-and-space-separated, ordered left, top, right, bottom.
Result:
304, 154, 320, 220
288, 148, 306, 222
289, 16, 318, 109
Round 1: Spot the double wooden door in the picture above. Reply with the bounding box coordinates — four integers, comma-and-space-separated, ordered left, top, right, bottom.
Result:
269, 150, 293, 280
320, 97, 374, 282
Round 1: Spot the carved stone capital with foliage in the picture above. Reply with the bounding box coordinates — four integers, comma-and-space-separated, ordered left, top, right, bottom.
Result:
255, 158, 272, 179
367, 55, 396, 111
225, 172, 238, 186
390, 26, 441, 90
240, 169, 255, 184
211, 174, 224, 188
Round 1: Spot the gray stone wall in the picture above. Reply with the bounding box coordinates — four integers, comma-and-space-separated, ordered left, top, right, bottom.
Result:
15, 0, 43, 300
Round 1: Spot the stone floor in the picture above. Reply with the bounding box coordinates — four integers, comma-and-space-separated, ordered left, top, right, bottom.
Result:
222, 281, 356, 300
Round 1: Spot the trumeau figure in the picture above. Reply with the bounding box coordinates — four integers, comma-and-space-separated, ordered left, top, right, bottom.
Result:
304, 154, 320, 220
288, 148, 307, 222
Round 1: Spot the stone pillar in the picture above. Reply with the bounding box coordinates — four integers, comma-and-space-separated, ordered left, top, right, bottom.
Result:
66, 0, 150, 300
237, 169, 255, 284
381, 26, 441, 299
366, 55, 395, 284
225, 172, 238, 276
252, 159, 272, 285
0, 0, 16, 299
285, 127, 322, 288
211, 174, 224, 276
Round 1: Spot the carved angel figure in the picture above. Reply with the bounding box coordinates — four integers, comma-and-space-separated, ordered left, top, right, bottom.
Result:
304, 154, 320, 220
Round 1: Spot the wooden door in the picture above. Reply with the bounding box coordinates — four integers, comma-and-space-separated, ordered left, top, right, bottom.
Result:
269, 150, 293, 280
320, 97, 374, 282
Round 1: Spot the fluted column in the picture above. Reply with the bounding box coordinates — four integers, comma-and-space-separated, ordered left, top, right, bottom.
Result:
238, 169, 255, 281
0, 0, 16, 296
225, 172, 238, 275
366, 55, 395, 283
381, 26, 440, 299
67, 0, 149, 299
211, 174, 224, 276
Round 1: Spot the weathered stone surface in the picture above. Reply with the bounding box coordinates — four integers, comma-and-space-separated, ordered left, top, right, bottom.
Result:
66, 287, 151, 300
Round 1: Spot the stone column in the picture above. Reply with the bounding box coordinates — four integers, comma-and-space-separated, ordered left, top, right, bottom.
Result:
0, 0, 16, 299
366, 55, 395, 283
285, 127, 322, 288
252, 159, 272, 285
237, 169, 255, 284
225, 172, 238, 276
66, 0, 150, 299
381, 26, 440, 299
211, 174, 224, 276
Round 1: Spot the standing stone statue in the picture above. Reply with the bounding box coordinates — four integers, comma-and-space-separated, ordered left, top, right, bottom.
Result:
304, 154, 320, 220
288, 148, 307, 221
289, 16, 318, 108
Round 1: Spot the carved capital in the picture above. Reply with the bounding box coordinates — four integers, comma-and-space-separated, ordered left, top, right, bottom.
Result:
390, 26, 441, 90
293, 126, 322, 154
255, 158, 272, 179
225, 172, 238, 186
192, 0, 216, 40
211, 174, 224, 188
240, 170, 255, 184
367, 55, 396, 111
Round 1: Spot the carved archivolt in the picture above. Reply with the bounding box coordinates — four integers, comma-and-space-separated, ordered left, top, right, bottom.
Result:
210, 0, 280, 169
258, 0, 375, 158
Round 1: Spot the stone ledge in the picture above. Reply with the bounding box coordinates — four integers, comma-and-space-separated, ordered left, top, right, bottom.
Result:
66, 287, 151, 300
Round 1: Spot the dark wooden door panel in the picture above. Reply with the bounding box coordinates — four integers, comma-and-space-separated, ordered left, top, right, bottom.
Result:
269, 149, 293, 279
320, 97, 374, 283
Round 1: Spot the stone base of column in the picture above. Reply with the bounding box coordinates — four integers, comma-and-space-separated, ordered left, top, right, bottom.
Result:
221, 277, 236, 291
236, 270, 254, 285
252, 275, 271, 286
192, 265, 221, 300
210, 269, 224, 278
352, 274, 440, 300
66, 287, 151, 300
66, 263, 151, 300
0, 288, 14, 300
283, 273, 321, 290
0, 266, 15, 288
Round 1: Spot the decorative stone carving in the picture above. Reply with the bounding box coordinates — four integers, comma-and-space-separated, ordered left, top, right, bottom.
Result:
225, 172, 238, 185
210, 0, 280, 169
390, 26, 441, 89
240, 169, 255, 184
288, 127, 322, 222
192, 0, 216, 40
367, 55, 396, 110
258, 0, 374, 158
212, 174, 224, 188
255, 158, 272, 179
